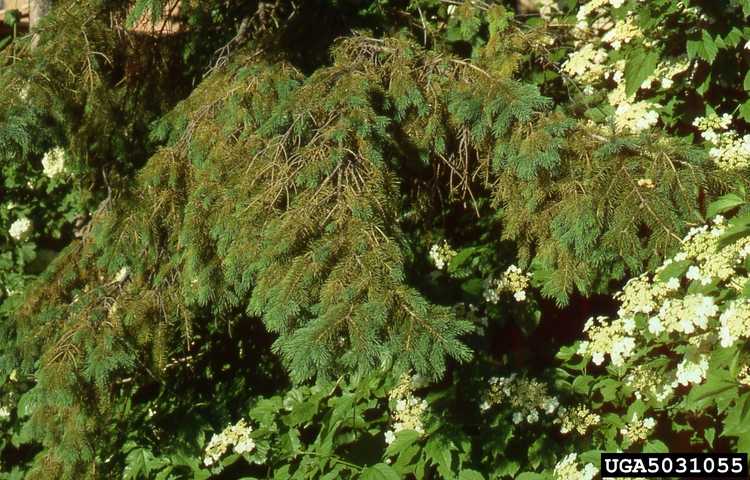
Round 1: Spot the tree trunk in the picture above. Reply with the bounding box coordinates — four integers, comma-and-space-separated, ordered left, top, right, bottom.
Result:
29, 0, 52, 29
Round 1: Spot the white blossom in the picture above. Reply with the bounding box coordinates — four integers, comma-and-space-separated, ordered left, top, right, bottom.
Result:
114, 266, 130, 283
673, 355, 709, 387
204, 419, 255, 466
614, 101, 659, 132
553, 452, 598, 480
647, 316, 663, 335
9, 217, 32, 241
41, 147, 66, 179
429, 241, 456, 270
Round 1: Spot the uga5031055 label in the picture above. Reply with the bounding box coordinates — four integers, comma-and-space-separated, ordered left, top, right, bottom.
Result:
600, 452, 747, 478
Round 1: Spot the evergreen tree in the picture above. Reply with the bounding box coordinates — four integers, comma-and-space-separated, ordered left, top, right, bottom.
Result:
0, 0, 746, 478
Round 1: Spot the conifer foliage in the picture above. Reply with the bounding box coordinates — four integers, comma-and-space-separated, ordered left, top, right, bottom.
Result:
1, 0, 747, 478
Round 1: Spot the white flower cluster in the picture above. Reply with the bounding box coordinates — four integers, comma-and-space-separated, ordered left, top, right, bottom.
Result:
614, 101, 659, 133
114, 266, 130, 284
649, 294, 718, 336
557, 456, 647, 480
604, 82, 660, 133
577, 315, 636, 366
480, 374, 559, 425
536, 0, 560, 20
556, 404, 600, 435
673, 354, 709, 387
718, 300, 750, 347
562, 44, 608, 83
0, 405, 10, 420
204, 419, 255, 466
575, 0, 615, 30
9, 217, 32, 241
693, 113, 750, 170
738, 364, 750, 387
553, 453, 597, 480
619, 413, 656, 444
558, 0, 695, 133
601, 15, 641, 50
483, 265, 532, 303
576, 212, 750, 416
384, 373, 428, 445
625, 365, 672, 402
41, 147, 66, 179
428, 241, 456, 270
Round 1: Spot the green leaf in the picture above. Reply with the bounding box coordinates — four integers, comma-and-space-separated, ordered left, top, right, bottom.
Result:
320, 465, 346, 480
572, 375, 594, 395
449, 246, 478, 271
643, 440, 668, 454
725, 27, 745, 47
515, 473, 547, 480
697, 71, 712, 96
715, 34, 728, 49
425, 436, 454, 477
710, 346, 738, 372
737, 430, 750, 453
16, 390, 37, 418
701, 31, 719, 62
705, 427, 716, 448
360, 463, 401, 480
393, 445, 420, 472
579, 450, 601, 468
154, 466, 175, 480
556, 344, 578, 362
584, 106, 606, 122
385, 430, 420, 457
250, 396, 283, 427
686, 374, 736, 411
166, 450, 209, 479
708, 193, 745, 219
594, 378, 620, 402
329, 393, 355, 425
687, 31, 719, 63
625, 400, 647, 422
123, 445, 166, 480
718, 213, 750, 249
625, 49, 659, 96
655, 259, 690, 282
461, 278, 484, 296
527, 437, 546, 469
740, 100, 750, 122
744, 71, 750, 91
723, 393, 750, 436
283, 389, 321, 425
459, 469, 485, 480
